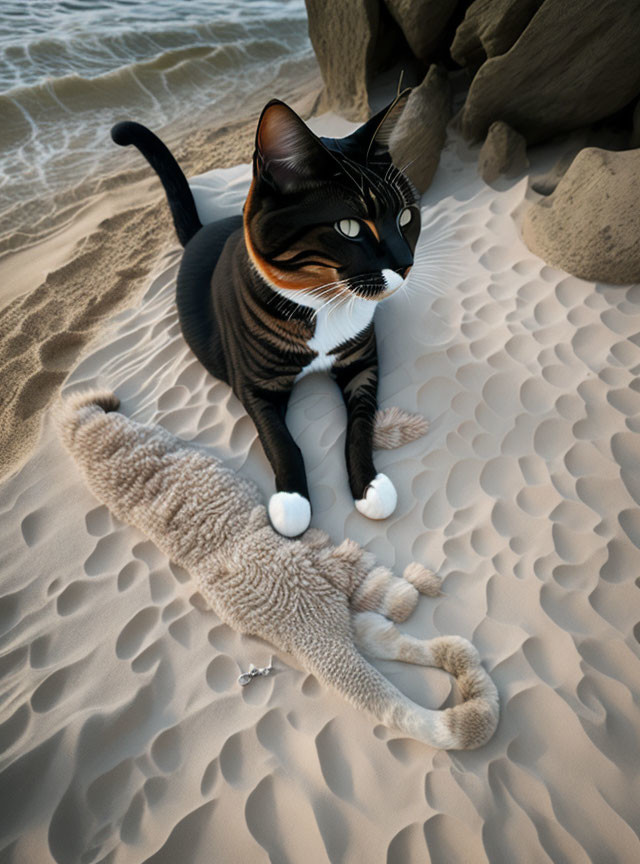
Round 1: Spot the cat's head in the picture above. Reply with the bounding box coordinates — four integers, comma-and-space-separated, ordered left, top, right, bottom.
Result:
243, 93, 421, 307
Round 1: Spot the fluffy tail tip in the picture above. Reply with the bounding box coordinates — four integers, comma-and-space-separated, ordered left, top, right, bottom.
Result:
55, 388, 119, 427
63, 388, 119, 414
373, 407, 429, 450
403, 562, 441, 596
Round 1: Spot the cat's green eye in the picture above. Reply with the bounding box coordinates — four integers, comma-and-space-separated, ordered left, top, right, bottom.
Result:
399, 207, 412, 228
335, 218, 361, 239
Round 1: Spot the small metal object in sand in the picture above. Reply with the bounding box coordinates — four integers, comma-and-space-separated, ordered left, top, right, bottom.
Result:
238, 664, 274, 686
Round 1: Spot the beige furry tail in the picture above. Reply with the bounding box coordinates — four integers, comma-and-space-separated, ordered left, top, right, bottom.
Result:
55, 388, 120, 448
352, 617, 500, 749
373, 407, 429, 450
60, 389, 120, 415
403, 562, 442, 597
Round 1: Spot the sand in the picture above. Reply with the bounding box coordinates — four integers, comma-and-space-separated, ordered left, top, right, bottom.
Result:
0, 83, 321, 484
1, 113, 639, 863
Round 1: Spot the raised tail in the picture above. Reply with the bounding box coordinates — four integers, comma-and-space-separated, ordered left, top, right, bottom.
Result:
111, 121, 202, 246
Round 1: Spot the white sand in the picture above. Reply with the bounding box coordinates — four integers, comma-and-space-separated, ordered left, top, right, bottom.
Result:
1, 116, 639, 863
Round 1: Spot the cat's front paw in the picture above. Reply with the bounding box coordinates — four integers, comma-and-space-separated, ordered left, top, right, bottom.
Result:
268, 492, 311, 537
355, 473, 397, 520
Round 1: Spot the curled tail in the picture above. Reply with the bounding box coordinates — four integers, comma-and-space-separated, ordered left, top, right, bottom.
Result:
352, 613, 499, 749
299, 631, 498, 750
111, 121, 202, 246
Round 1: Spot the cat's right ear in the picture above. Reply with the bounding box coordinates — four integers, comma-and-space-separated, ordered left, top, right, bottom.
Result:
254, 100, 339, 193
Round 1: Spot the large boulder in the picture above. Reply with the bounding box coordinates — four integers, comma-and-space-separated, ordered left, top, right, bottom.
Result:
305, 0, 382, 121
389, 65, 451, 193
632, 100, 640, 149
522, 147, 640, 285
460, 0, 640, 143
478, 120, 528, 182
384, 0, 458, 62
451, 0, 543, 68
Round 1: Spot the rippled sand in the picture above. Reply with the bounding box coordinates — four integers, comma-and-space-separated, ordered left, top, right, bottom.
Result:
1, 119, 639, 862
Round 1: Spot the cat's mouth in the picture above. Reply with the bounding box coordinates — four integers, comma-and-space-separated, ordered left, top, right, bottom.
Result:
351, 268, 410, 301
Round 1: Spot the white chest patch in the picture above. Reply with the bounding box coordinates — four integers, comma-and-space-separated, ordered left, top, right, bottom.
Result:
265, 269, 405, 381
297, 296, 377, 380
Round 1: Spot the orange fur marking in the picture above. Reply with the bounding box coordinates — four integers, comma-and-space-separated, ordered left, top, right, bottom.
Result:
364, 219, 380, 242
244, 178, 342, 295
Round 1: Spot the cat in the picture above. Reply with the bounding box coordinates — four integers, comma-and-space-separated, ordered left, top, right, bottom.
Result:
56, 390, 499, 750
111, 92, 421, 537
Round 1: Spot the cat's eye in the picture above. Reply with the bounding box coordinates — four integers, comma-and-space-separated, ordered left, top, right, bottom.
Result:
399, 207, 412, 228
335, 218, 361, 239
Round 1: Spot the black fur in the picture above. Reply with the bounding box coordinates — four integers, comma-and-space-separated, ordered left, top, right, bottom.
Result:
111, 121, 202, 246
112, 95, 420, 531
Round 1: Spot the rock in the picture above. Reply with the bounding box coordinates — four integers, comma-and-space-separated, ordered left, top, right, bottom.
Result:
530, 127, 632, 196
385, 0, 458, 62
451, 0, 543, 68
389, 65, 451, 193
522, 147, 640, 284
478, 120, 528, 182
529, 148, 577, 196
305, 0, 382, 121
632, 100, 640, 148
460, 0, 640, 143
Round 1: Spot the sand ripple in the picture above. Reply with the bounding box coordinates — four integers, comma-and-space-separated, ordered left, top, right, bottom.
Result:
0, 130, 639, 862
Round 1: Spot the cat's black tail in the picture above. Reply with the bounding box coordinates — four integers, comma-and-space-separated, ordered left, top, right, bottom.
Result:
111, 121, 202, 247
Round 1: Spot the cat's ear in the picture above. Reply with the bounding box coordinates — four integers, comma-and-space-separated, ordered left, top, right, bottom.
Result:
345, 89, 411, 161
255, 100, 338, 192
367, 89, 411, 156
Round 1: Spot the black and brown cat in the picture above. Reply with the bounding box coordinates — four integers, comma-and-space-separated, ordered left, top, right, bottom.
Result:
111, 93, 421, 536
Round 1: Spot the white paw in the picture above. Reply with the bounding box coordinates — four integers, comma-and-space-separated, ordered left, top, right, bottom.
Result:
268, 492, 311, 537
355, 473, 397, 520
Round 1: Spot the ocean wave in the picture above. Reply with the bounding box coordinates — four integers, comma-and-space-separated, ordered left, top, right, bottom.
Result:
0, 2, 317, 221
0, 13, 309, 90
0, 34, 310, 149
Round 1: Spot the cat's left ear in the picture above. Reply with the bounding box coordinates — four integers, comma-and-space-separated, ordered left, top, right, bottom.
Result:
254, 100, 339, 192
348, 89, 411, 161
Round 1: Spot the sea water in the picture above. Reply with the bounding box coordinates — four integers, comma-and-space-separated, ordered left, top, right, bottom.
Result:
0, 0, 315, 225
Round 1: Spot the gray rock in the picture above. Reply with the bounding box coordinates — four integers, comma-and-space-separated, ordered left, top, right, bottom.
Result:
460, 0, 640, 143
305, 0, 382, 121
385, 0, 457, 62
522, 147, 640, 285
478, 120, 528, 182
389, 65, 451, 194
451, 0, 543, 68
